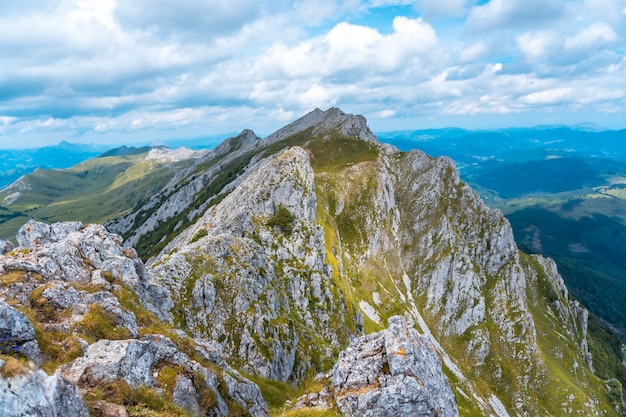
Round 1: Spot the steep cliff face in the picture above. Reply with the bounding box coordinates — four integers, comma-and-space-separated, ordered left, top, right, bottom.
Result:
150, 147, 356, 382
315, 143, 607, 415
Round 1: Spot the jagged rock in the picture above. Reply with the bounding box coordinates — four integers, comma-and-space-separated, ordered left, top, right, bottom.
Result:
0, 366, 88, 417
145, 147, 208, 163
0, 299, 43, 365
265, 107, 378, 144
296, 316, 458, 417
59, 334, 268, 417
17, 219, 83, 248
151, 146, 354, 382
172, 375, 203, 416
0, 240, 13, 255
0, 220, 172, 324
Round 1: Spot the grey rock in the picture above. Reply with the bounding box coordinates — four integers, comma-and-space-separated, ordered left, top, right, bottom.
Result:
0, 369, 88, 417
0, 299, 43, 365
333, 316, 458, 417
225, 372, 269, 417
172, 375, 202, 416
297, 316, 458, 417
17, 219, 83, 248
59, 334, 269, 417
0, 240, 13, 255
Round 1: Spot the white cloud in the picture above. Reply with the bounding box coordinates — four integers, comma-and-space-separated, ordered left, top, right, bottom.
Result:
521, 88, 574, 104
467, 0, 565, 32
1, 0, 626, 147
564, 23, 617, 51
517, 31, 561, 61
255, 16, 437, 80
377, 109, 397, 117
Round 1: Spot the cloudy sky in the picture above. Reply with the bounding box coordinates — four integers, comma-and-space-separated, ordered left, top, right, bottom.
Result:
1, 0, 625, 148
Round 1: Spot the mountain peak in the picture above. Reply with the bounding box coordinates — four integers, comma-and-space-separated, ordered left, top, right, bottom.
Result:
265, 107, 378, 144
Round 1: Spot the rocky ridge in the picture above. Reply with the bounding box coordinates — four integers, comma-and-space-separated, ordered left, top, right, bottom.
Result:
150, 146, 355, 382
0, 220, 268, 417
0, 107, 622, 416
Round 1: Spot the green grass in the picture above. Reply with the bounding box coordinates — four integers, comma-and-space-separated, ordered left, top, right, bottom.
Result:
0, 155, 185, 240
507, 202, 626, 338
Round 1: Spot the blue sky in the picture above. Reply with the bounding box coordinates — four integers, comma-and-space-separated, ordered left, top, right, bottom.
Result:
0, 0, 625, 149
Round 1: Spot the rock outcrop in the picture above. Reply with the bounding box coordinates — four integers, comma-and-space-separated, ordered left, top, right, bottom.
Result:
151, 147, 355, 382
59, 335, 267, 417
0, 299, 42, 365
0, 220, 269, 417
0, 365, 89, 417
296, 315, 458, 417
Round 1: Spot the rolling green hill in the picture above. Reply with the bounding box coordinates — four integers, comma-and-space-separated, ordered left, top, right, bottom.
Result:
0, 154, 192, 240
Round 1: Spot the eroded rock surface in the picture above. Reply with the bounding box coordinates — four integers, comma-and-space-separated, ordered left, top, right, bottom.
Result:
0, 366, 88, 417
296, 316, 458, 417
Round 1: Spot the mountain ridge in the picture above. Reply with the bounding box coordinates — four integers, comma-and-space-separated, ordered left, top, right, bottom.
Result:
0, 108, 624, 416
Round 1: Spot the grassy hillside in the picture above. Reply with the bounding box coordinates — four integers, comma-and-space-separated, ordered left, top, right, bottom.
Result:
0, 154, 189, 240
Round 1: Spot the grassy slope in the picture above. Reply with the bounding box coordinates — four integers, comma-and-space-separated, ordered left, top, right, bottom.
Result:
310, 142, 618, 415
0, 155, 189, 240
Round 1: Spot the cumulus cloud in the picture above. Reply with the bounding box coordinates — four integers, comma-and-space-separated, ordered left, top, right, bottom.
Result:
0, 0, 625, 147
467, 0, 565, 32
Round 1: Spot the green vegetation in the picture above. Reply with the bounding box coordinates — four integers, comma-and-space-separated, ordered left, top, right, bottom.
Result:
508, 203, 626, 338
78, 303, 132, 342
0, 154, 187, 240
268, 205, 296, 235
588, 313, 626, 389
84, 380, 189, 417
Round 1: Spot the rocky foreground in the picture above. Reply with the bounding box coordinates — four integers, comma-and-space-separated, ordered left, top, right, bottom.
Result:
0, 220, 457, 416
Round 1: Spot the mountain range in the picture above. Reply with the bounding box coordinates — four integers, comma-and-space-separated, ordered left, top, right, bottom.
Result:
1, 108, 625, 416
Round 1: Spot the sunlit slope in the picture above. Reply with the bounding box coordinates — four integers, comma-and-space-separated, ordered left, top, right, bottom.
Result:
0, 154, 189, 239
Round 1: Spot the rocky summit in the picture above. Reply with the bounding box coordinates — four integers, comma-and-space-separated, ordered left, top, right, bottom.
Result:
0, 108, 624, 416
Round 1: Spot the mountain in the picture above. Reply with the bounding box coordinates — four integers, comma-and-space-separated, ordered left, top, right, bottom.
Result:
378, 127, 626, 344
0, 146, 208, 241
0, 141, 109, 190
1, 108, 624, 416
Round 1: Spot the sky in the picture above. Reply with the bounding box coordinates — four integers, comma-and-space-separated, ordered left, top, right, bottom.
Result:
1, 0, 625, 149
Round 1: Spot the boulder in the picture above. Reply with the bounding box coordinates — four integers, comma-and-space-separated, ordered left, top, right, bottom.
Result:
0, 366, 88, 417
295, 316, 459, 417
0, 299, 43, 366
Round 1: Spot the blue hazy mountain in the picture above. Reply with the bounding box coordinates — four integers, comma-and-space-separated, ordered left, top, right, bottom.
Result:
0, 141, 109, 189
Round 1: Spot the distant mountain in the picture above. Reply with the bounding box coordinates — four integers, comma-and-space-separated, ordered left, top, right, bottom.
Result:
0, 141, 109, 190
97, 145, 154, 158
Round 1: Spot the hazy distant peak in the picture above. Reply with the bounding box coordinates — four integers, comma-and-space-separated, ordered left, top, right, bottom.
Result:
145, 147, 208, 163
149, 139, 167, 148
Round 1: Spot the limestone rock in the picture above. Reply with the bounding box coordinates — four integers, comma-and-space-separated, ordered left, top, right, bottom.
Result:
151, 147, 354, 382
0, 367, 88, 417
296, 316, 458, 417
0, 299, 43, 365
59, 334, 268, 417
0, 240, 13, 255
